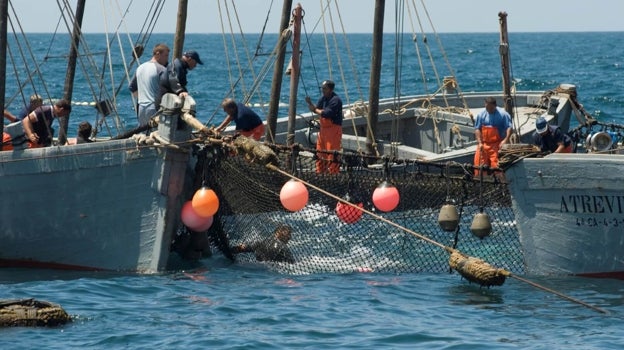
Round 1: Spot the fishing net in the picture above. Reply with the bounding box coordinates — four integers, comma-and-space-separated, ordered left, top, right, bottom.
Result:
185, 136, 525, 277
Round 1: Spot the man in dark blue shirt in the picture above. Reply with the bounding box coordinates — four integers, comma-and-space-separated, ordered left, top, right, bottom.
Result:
305, 79, 343, 173
215, 98, 265, 140
160, 50, 203, 101
533, 115, 572, 153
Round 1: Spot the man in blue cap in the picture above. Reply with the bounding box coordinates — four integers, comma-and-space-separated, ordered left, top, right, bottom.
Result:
532, 114, 573, 153
160, 50, 203, 100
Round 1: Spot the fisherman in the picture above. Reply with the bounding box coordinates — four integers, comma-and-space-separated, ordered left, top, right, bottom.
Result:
129, 43, 170, 127
473, 96, 512, 175
305, 79, 343, 174
532, 115, 573, 153
160, 50, 203, 100
215, 98, 265, 140
22, 99, 72, 148
76, 121, 94, 144
17, 94, 44, 120
231, 224, 295, 264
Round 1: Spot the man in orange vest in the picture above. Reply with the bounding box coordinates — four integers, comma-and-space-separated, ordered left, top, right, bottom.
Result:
473, 97, 512, 175
305, 80, 343, 174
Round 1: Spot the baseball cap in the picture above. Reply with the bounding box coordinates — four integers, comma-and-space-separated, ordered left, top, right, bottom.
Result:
535, 115, 548, 133
183, 50, 203, 65
321, 80, 335, 89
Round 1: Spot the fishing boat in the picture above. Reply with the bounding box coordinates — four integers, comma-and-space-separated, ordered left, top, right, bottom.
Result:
218, 5, 579, 165
0, 1, 209, 272
503, 118, 624, 279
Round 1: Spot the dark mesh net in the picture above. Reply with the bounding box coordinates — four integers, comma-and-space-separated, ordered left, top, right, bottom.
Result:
196, 137, 524, 276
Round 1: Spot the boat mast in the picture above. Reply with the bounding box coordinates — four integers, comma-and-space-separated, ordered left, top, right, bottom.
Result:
173, 0, 188, 60
498, 11, 514, 118
59, 0, 86, 145
266, 0, 293, 143
286, 4, 302, 146
366, 0, 385, 156
0, 0, 6, 149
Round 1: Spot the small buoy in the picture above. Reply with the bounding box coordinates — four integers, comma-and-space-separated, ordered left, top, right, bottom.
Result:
438, 204, 459, 232
181, 201, 213, 231
372, 181, 400, 212
192, 187, 219, 217
191, 215, 214, 232
336, 201, 364, 224
280, 179, 308, 211
470, 212, 492, 239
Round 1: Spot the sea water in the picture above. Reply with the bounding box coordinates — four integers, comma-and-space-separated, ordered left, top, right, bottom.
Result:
1, 32, 624, 348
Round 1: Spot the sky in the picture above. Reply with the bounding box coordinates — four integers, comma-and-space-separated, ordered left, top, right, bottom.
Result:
8, 0, 624, 34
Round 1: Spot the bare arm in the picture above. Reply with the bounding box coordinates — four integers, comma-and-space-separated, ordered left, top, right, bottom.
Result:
3, 110, 16, 122
305, 96, 320, 114
500, 127, 512, 146
22, 112, 39, 143
215, 115, 233, 132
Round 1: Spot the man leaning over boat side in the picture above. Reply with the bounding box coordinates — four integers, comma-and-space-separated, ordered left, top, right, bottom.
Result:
305, 79, 343, 174
22, 99, 72, 148
473, 96, 512, 176
532, 115, 573, 153
129, 43, 170, 127
215, 98, 265, 141
159, 50, 203, 101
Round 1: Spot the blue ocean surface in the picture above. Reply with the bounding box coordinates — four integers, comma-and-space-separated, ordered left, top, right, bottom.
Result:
2, 32, 624, 348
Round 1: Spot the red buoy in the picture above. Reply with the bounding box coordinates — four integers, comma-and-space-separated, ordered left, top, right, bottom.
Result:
372, 181, 400, 212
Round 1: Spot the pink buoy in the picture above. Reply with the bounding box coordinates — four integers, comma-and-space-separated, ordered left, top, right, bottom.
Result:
372, 181, 400, 212
279, 179, 308, 211
190, 215, 214, 232
336, 201, 364, 224
192, 187, 219, 217
181, 201, 213, 231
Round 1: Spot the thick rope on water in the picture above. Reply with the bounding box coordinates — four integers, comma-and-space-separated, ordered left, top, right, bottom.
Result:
0, 299, 71, 327
447, 249, 509, 287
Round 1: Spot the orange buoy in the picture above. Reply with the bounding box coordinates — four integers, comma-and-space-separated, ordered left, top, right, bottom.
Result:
336, 201, 364, 224
372, 181, 400, 212
279, 179, 308, 211
192, 187, 219, 217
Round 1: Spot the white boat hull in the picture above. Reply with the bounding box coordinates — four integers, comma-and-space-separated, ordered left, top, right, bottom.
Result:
505, 153, 624, 278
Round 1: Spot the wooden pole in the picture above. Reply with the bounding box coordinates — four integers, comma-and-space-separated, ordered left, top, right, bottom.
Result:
286, 4, 302, 146
266, 0, 293, 143
58, 0, 86, 145
172, 0, 188, 60
498, 12, 514, 118
366, 0, 385, 156
0, 0, 7, 149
